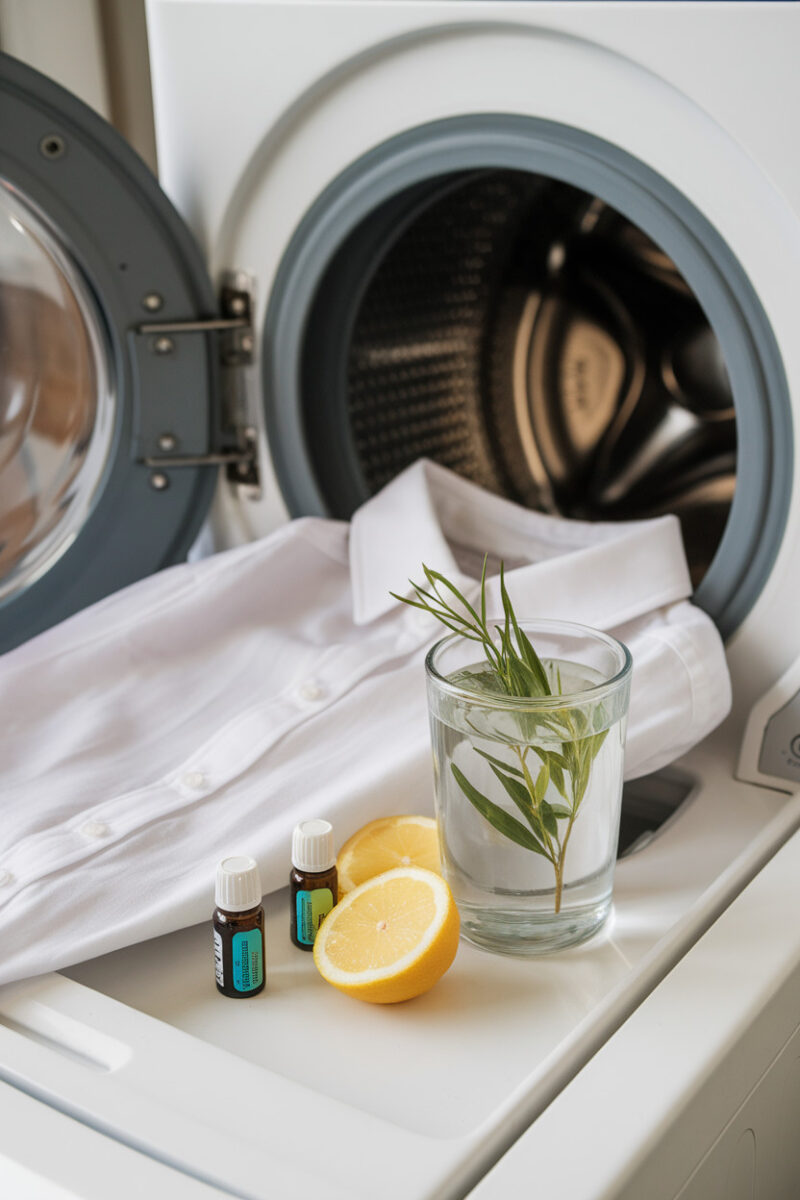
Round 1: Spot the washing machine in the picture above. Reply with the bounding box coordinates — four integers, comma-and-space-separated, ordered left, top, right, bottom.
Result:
2, 2, 800, 1197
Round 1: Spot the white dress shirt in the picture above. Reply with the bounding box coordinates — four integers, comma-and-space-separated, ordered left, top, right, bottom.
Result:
0, 459, 730, 984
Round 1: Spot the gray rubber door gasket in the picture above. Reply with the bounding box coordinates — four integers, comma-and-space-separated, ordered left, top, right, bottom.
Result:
263, 116, 792, 639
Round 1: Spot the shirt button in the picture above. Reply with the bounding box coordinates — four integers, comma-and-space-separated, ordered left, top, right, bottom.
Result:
182, 771, 207, 790
296, 679, 325, 703
0, 869, 13, 887
80, 820, 110, 840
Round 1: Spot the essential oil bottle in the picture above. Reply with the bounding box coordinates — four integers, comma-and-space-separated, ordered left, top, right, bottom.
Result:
213, 855, 265, 997
290, 820, 337, 950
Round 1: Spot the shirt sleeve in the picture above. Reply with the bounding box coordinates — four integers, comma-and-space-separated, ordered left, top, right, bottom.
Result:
618, 600, 731, 780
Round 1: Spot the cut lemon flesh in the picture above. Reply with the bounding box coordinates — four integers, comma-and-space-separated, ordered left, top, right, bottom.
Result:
313, 867, 459, 1004
336, 814, 441, 894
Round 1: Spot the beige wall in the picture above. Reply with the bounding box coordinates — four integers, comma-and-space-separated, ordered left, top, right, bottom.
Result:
0, 0, 157, 172
96, 0, 157, 172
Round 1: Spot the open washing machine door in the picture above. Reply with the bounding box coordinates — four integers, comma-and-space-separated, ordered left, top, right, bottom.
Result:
0, 52, 257, 653
4, 3, 800, 1199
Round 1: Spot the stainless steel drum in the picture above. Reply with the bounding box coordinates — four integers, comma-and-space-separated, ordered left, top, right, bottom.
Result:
340, 171, 735, 590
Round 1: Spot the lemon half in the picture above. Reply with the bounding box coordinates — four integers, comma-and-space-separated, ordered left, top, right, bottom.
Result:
336, 814, 441, 894
313, 866, 459, 1004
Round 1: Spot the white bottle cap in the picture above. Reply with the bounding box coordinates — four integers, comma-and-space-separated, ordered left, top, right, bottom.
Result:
215, 855, 262, 912
292, 819, 335, 874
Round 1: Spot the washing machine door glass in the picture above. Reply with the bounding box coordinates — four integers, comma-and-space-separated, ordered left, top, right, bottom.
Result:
0, 53, 222, 654
0, 182, 114, 601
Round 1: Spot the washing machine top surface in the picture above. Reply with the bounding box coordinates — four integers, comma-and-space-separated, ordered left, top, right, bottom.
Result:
0, 737, 796, 1199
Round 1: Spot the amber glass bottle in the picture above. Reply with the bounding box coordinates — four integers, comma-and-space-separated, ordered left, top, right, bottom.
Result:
290, 820, 338, 950
213, 855, 265, 997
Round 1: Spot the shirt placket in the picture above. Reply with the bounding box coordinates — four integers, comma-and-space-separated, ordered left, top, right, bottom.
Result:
0, 635, 411, 907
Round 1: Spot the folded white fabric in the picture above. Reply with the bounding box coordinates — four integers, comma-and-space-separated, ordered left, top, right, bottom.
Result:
0, 459, 730, 984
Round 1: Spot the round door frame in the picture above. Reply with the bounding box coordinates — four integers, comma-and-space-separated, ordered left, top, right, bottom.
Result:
0, 53, 217, 652
262, 115, 793, 639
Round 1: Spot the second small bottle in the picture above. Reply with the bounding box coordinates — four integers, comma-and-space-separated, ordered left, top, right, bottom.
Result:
290, 819, 337, 950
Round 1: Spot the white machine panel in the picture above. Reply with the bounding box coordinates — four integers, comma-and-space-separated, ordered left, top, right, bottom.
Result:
0, 737, 795, 1198
469, 822, 800, 1200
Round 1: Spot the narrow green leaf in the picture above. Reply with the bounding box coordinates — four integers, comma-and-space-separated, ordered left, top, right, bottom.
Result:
563, 740, 580, 779
534, 762, 550, 804
500, 561, 548, 697
592, 702, 609, 734
389, 591, 430, 611
422, 565, 481, 624
480, 553, 488, 629
487, 763, 541, 830
401, 585, 487, 642
393, 592, 455, 624
515, 627, 551, 697
573, 773, 590, 810
507, 654, 541, 699
538, 710, 575, 742
549, 804, 572, 819
530, 746, 568, 800
410, 584, 474, 631
540, 799, 558, 837
409, 581, 435, 603
549, 760, 567, 799
547, 749, 570, 771
588, 729, 609, 761
491, 620, 543, 701
568, 707, 589, 738
529, 744, 555, 770
528, 810, 549, 844
472, 747, 524, 778
500, 566, 515, 690
416, 610, 482, 640
502, 600, 512, 680
451, 764, 549, 858
493, 624, 514, 693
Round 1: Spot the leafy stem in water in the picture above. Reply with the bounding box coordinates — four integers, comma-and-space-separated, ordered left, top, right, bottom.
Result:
393, 557, 609, 913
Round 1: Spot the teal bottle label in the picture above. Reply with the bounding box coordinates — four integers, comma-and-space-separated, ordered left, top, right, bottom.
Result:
296, 888, 334, 945
232, 929, 263, 992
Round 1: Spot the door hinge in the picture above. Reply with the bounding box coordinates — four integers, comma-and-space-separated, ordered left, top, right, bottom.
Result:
142, 427, 259, 485
138, 272, 261, 493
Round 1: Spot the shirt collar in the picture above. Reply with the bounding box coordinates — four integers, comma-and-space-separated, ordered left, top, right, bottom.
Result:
348, 458, 692, 627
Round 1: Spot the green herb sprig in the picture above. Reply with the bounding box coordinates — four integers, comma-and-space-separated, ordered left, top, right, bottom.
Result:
392, 559, 551, 698
392, 559, 608, 913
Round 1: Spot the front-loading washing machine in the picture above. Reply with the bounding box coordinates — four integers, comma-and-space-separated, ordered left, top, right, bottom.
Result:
2, 2, 800, 1197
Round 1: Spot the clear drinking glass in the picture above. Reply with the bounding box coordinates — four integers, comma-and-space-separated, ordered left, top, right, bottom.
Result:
426, 620, 632, 955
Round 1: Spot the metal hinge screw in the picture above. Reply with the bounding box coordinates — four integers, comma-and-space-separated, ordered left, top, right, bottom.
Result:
142, 292, 164, 313
158, 433, 178, 452
153, 335, 174, 355
149, 471, 170, 491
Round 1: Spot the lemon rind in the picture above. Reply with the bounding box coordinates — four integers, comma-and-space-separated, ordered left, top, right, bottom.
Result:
314, 866, 451, 986
337, 815, 439, 892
